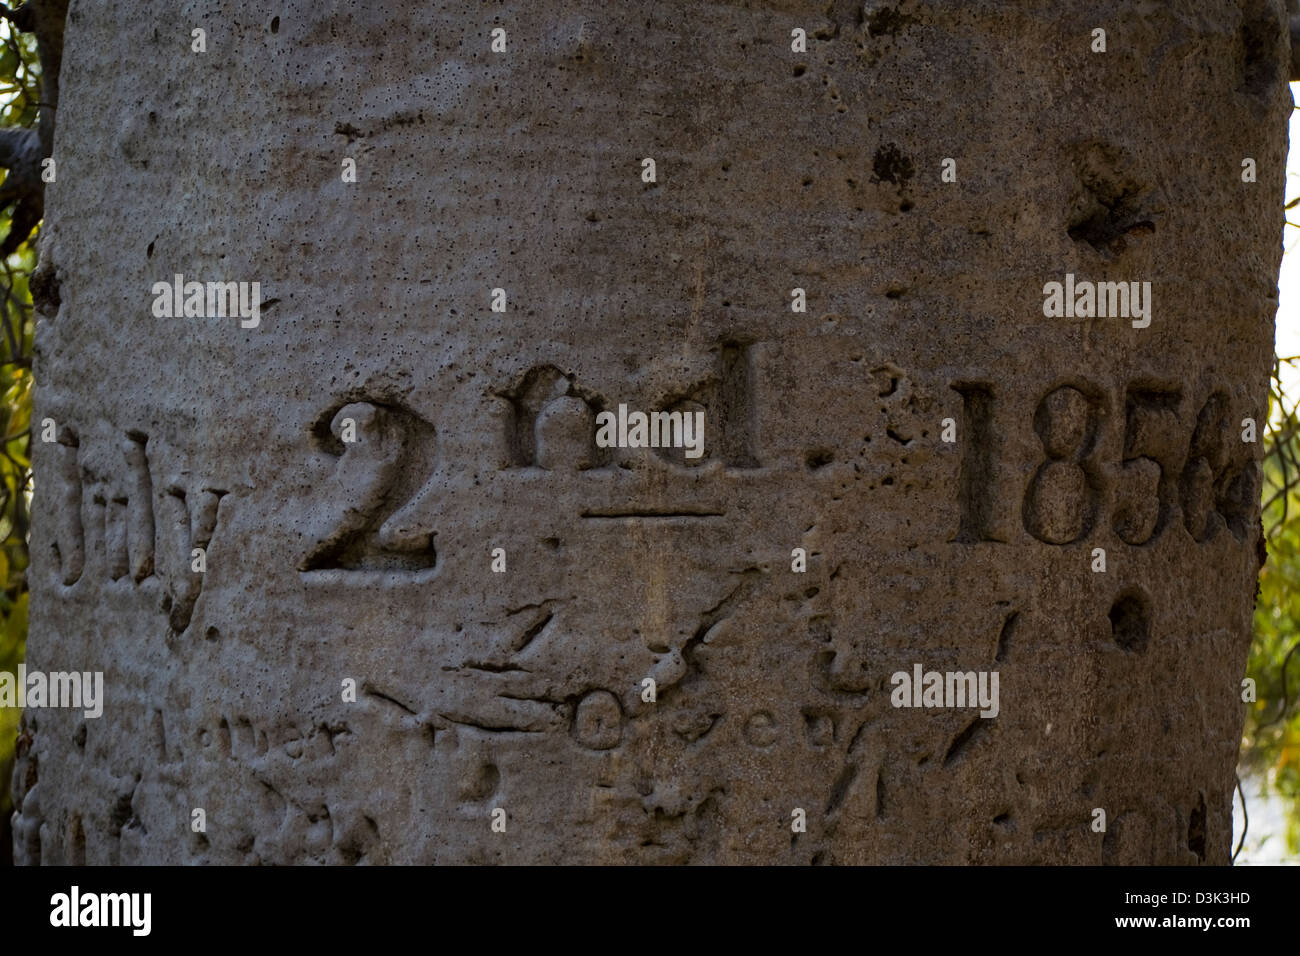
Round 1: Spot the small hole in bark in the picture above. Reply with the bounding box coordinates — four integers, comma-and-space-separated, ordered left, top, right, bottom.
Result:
1109, 591, 1150, 653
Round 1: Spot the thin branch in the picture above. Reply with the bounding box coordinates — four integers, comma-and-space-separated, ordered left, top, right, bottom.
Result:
1233, 775, 1248, 864
1257, 639, 1300, 731
0, 280, 20, 366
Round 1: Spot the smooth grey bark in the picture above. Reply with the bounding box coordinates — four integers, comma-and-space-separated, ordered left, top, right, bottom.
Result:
12, 1, 1289, 864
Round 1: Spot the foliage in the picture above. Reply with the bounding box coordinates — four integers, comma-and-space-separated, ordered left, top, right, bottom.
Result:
1243, 357, 1300, 856
0, 15, 39, 853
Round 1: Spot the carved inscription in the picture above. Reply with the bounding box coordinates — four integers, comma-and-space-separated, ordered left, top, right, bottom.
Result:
300, 401, 438, 572
162, 485, 227, 631
497, 365, 607, 470
1180, 392, 1255, 542
951, 384, 998, 543
1114, 387, 1181, 544
122, 433, 156, 582
46, 426, 227, 632
1023, 385, 1102, 544
50, 427, 84, 586
655, 340, 760, 468
952, 381, 1256, 547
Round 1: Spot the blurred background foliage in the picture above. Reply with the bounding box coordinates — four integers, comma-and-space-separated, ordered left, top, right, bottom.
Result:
1244, 356, 1300, 857
0, 15, 38, 864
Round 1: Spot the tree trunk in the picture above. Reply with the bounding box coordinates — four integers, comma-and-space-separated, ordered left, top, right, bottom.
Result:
12, 1, 1288, 864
